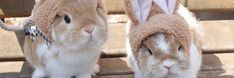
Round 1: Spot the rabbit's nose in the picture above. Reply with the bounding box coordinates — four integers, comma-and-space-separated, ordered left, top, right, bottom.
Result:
85, 28, 94, 34
164, 65, 172, 70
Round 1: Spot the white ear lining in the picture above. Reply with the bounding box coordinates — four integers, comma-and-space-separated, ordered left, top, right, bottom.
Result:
139, 0, 152, 21
131, 0, 152, 22
168, 0, 177, 14
131, 0, 141, 22
153, 0, 177, 15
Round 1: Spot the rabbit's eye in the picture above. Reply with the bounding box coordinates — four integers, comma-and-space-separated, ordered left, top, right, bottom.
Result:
178, 45, 183, 51
64, 15, 71, 24
147, 48, 153, 55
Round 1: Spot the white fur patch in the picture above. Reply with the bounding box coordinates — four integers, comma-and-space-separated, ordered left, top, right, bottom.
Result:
153, 0, 177, 15
131, 0, 152, 22
187, 42, 202, 78
147, 56, 156, 65
162, 59, 175, 67
155, 34, 170, 54
35, 36, 102, 77
177, 5, 204, 37
32, 68, 47, 78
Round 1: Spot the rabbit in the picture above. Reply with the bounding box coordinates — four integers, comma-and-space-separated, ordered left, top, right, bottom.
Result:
0, 0, 107, 78
124, 0, 202, 78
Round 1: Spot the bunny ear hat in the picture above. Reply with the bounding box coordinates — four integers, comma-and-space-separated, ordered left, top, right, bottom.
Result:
124, 0, 191, 57
32, 0, 65, 42
32, 0, 106, 42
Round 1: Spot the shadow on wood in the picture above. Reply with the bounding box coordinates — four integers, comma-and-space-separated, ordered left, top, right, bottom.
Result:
199, 54, 234, 78
0, 0, 34, 18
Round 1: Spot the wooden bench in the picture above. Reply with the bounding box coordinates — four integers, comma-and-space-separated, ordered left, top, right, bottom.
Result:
1, 0, 234, 78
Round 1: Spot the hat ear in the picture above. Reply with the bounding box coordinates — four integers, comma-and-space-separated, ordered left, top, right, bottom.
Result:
96, 0, 107, 22
97, 0, 107, 13
153, 0, 180, 15
124, 0, 153, 24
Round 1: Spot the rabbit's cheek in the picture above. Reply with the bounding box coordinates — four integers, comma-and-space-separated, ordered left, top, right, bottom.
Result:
82, 30, 94, 40
93, 27, 107, 44
57, 33, 66, 41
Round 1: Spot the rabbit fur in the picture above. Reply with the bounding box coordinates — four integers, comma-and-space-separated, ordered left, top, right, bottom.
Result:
124, 0, 202, 78
1, 0, 108, 78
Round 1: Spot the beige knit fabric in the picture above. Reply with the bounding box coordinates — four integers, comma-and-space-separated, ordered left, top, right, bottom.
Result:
32, 0, 106, 42
129, 14, 191, 55
32, 0, 65, 42
124, 0, 181, 25
124, 0, 191, 56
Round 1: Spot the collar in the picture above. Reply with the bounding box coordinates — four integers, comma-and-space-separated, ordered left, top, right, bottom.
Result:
24, 26, 52, 47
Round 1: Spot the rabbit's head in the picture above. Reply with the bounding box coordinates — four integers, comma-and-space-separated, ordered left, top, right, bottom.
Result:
137, 33, 191, 77
32, 0, 107, 50
124, 0, 192, 77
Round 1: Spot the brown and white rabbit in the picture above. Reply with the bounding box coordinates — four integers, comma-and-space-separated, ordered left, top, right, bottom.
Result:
124, 0, 202, 78
0, 0, 107, 78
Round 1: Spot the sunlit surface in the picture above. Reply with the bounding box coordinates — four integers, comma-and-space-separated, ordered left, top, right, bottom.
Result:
0, 8, 5, 16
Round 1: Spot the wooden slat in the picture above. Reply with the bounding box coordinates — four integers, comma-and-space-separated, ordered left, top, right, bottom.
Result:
105, 21, 234, 53
0, 0, 34, 18
202, 53, 234, 71
0, 0, 122, 17
1, 53, 234, 78
0, 0, 124, 17
201, 20, 234, 53
199, 70, 234, 78
106, 0, 234, 13
1, 0, 234, 18
0, 29, 24, 61
105, 0, 234, 13
105, 0, 125, 14
195, 12, 234, 20
187, 0, 234, 12
0, 22, 128, 60
1, 20, 234, 60
107, 15, 128, 23
102, 23, 126, 57
98, 58, 132, 76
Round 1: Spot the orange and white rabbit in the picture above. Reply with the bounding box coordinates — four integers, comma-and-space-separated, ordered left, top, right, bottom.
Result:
0, 0, 107, 78
124, 0, 202, 78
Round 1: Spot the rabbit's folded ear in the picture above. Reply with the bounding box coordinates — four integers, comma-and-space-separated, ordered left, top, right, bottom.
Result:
124, 0, 153, 24
153, 0, 180, 15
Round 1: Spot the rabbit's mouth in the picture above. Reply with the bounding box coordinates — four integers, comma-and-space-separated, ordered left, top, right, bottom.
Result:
87, 34, 93, 40
157, 68, 178, 78
161, 72, 178, 78
83, 26, 95, 39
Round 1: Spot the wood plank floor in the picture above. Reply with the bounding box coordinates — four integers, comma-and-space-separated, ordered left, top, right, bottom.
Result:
1, 15, 234, 78
1, 53, 234, 78
2, 20, 234, 59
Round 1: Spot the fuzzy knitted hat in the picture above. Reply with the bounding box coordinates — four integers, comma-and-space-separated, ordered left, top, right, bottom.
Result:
124, 0, 191, 56
129, 15, 191, 55
32, 0, 106, 42
32, 0, 65, 42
